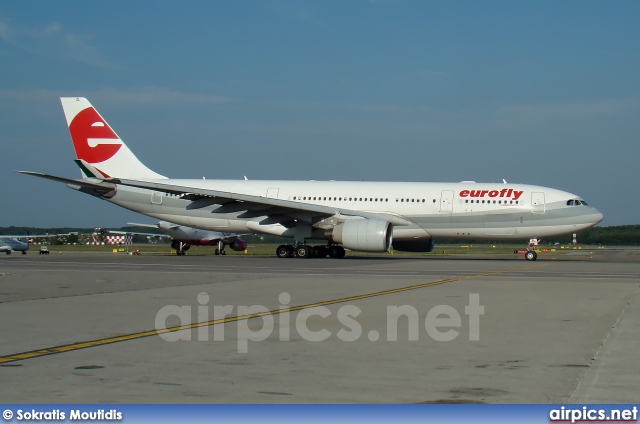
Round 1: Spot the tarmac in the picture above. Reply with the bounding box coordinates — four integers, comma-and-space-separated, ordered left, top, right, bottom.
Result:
0, 247, 639, 403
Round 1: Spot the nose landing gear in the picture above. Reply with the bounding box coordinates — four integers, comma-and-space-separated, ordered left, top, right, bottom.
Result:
524, 238, 541, 261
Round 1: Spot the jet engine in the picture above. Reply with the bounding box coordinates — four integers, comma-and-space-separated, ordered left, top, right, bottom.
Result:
228, 239, 247, 252
328, 219, 392, 252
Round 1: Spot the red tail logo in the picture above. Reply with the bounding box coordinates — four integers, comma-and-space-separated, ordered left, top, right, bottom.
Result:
69, 107, 122, 164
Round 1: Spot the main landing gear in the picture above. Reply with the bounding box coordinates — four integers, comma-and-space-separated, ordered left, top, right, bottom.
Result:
214, 240, 226, 256
276, 244, 346, 259
171, 241, 191, 256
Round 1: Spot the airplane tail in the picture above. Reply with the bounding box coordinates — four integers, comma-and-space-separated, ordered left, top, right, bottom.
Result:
60, 97, 166, 180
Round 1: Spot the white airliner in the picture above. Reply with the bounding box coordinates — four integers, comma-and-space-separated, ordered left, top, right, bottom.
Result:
113, 221, 247, 256
0, 233, 60, 255
0, 237, 31, 255
18, 97, 603, 260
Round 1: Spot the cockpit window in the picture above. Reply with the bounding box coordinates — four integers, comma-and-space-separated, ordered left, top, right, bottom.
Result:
580, 200, 588, 206
566, 200, 575, 206
567, 199, 589, 206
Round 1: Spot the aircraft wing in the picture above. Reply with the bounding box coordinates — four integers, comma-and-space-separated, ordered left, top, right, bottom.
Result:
127, 222, 165, 229
108, 178, 412, 227
0, 234, 71, 238
0, 234, 57, 239
108, 230, 168, 238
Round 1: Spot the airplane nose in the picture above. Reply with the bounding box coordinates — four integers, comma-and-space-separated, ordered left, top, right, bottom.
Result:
593, 209, 604, 225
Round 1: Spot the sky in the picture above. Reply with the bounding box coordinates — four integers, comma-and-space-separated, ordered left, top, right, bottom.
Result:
0, 1, 638, 228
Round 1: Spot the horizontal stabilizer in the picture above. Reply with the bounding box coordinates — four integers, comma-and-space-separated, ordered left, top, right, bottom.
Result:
15, 171, 116, 192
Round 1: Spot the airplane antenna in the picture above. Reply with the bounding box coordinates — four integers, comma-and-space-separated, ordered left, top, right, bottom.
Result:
503, 179, 508, 184
244, 176, 248, 180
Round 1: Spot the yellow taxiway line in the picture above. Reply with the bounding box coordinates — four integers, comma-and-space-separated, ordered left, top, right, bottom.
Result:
0, 262, 551, 364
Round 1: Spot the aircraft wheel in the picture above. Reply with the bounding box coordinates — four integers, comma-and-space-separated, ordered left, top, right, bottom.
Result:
313, 246, 329, 258
525, 251, 537, 261
6, 251, 11, 255
22, 251, 27, 255
276, 245, 293, 258
221, 251, 226, 256
295, 245, 312, 259
329, 246, 345, 259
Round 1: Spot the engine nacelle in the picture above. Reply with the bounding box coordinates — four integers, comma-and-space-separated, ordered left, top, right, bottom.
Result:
393, 239, 435, 252
329, 219, 392, 252
228, 239, 247, 252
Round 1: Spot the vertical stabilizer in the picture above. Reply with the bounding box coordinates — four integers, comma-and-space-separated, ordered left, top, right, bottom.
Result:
61, 97, 166, 179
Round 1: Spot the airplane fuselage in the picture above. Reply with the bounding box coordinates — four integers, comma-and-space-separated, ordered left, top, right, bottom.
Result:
98, 179, 602, 242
